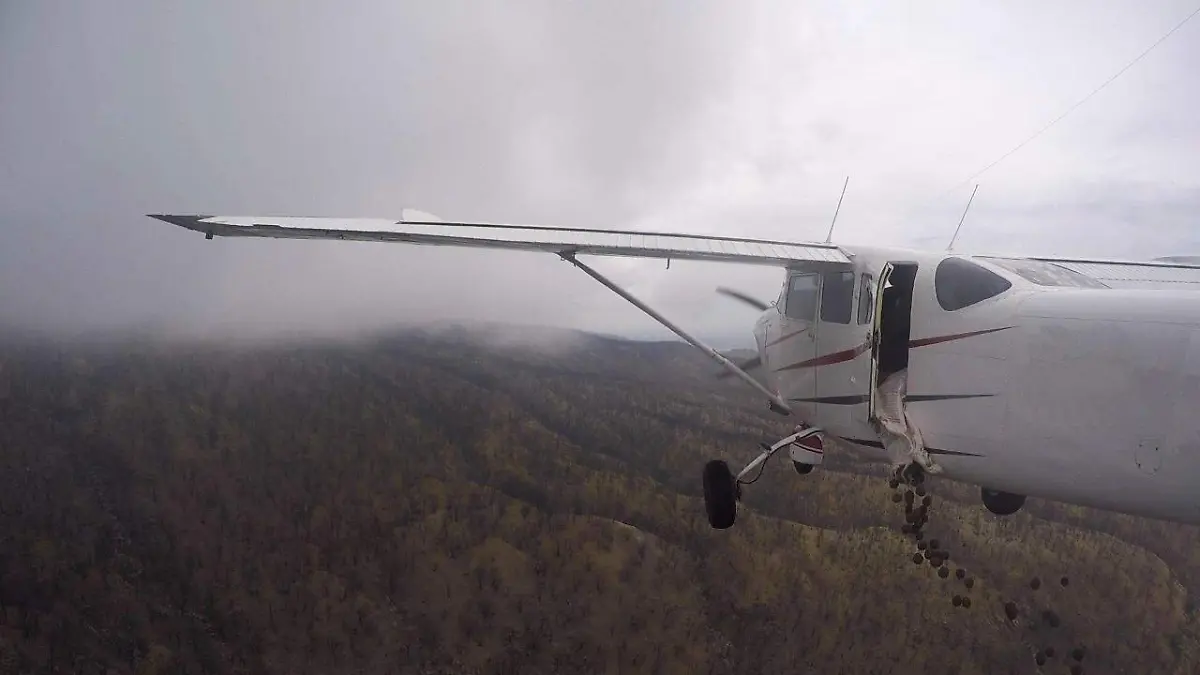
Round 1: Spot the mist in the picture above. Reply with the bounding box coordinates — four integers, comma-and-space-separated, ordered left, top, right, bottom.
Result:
2, 1, 1198, 347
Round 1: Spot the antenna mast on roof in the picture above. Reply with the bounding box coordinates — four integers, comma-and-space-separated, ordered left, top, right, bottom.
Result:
824, 176, 850, 243
947, 183, 979, 252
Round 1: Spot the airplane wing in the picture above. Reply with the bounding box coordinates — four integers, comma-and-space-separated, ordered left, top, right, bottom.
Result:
149, 212, 853, 416
1029, 256, 1200, 290
149, 214, 852, 269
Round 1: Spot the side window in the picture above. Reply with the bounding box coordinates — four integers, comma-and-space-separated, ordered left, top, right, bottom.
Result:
784, 273, 819, 320
935, 257, 1013, 311
857, 273, 874, 324
820, 270, 855, 324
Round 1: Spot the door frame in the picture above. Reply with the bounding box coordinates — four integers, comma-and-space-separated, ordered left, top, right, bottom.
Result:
868, 261, 919, 423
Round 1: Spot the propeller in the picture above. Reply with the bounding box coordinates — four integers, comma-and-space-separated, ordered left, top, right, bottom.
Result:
714, 286, 770, 379
717, 286, 771, 311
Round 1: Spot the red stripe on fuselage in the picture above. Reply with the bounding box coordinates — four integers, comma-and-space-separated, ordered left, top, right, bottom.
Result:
774, 340, 870, 371
772, 326, 1012, 373
764, 326, 810, 348
908, 326, 1012, 348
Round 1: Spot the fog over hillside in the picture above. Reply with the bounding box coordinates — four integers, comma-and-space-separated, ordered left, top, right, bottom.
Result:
0, 326, 1198, 674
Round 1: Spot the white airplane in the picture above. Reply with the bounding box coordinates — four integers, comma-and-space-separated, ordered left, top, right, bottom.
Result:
149, 213, 1200, 529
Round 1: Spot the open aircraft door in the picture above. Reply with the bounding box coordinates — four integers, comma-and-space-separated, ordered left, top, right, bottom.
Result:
868, 261, 919, 425
867, 263, 894, 423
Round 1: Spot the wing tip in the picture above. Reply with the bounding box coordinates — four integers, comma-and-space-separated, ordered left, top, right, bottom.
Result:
148, 214, 215, 233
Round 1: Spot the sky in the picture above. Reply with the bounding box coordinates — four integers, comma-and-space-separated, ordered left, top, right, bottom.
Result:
2, 0, 1198, 347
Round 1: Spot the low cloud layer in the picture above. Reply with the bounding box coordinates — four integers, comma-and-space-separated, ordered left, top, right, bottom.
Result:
2, 1, 1198, 346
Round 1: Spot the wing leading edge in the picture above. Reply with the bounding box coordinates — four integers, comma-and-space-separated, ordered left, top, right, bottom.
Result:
148, 214, 852, 269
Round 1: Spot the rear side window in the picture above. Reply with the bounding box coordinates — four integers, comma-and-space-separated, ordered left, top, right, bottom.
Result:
820, 271, 855, 324
935, 257, 1012, 311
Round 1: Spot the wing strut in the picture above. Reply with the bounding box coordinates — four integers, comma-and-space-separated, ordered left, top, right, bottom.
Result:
559, 252, 792, 417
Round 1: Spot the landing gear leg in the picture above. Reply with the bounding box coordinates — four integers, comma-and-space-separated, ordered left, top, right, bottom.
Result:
702, 426, 823, 530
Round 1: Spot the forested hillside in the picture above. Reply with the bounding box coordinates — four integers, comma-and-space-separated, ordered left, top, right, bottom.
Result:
1, 324, 1199, 674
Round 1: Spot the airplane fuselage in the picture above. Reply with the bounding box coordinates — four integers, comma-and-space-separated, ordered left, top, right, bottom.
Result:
753, 246, 1200, 525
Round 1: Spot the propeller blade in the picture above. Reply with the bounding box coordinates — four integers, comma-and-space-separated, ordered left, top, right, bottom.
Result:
717, 287, 770, 311
716, 355, 762, 379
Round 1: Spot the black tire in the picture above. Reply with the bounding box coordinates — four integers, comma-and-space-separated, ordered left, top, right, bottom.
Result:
981, 487, 1026, 516
703, 460, 737, 529
793, 461, 815, 475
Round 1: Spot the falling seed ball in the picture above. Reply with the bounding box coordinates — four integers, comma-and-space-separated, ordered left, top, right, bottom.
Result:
1004, 601, 1019, 621
1071, 647, 1085, 661
904, 492, 915, 505
892, 493, 903, 503
1070, 666, 1082, 675
917, 541, 928, 551
965, 578, 975, 589
924, 550, 933, 560
961, 597, 971, 608
916, 486, 927, 497
1035, 652, 1046, 666
955, 568, 966, 580
914, 531, 924, 542
1045, 646, 1056, 658
889, 478, 900, 489
952, 595, 962, 607
1030, 577, 1041, 590
929, 539, 941, 549
931, 558, 943, 569
1061, 576, 1070, 587
1042, 610, 1061, 628
938, 567, 949, 579
913, 553, 924, 565
922, 495, 932, 507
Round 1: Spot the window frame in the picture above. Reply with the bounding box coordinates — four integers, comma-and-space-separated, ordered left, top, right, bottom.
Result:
934, 256, 1014, 312
783, 272, 820, 321
819, 270, 856, 325
857, 273, 875, 325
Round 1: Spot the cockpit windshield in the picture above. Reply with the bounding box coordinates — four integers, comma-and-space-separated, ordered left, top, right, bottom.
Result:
979, 257, 1110, 289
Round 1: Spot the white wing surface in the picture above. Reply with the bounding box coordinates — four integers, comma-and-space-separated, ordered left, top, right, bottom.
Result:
1031, 256, 1200, 290
149, 214, 851, 269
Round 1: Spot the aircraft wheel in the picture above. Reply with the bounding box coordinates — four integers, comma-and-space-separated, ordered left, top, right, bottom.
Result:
793, 461, 815, 475
703, 460, 737, 529
981, 487, 1026, 516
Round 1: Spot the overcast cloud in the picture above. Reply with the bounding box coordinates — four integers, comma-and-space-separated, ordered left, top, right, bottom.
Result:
2, 1, 1198, 346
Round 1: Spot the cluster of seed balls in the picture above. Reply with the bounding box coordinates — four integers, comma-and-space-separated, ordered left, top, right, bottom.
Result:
888, 476, 976, 607
889, 477, 1088, 673
1005, 576, 1088, 674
